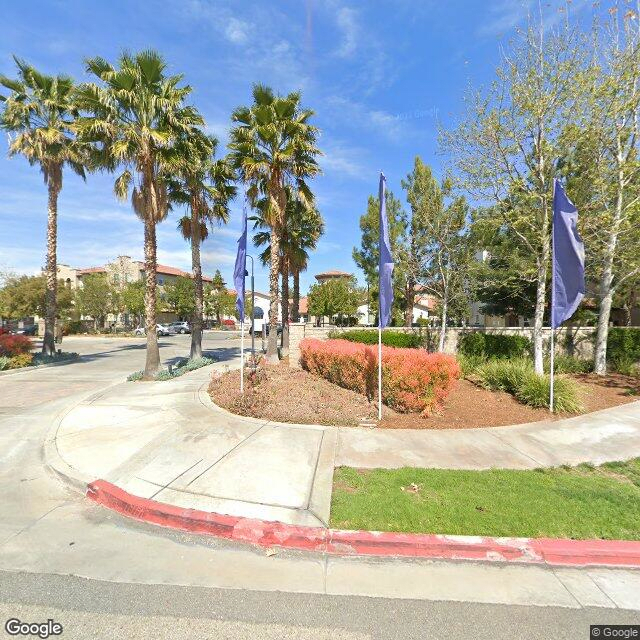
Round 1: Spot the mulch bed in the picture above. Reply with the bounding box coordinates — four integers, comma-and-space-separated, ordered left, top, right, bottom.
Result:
208, 365, 640, 430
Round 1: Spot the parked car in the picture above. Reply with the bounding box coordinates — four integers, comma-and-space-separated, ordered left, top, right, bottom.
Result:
168, 321, 190, 334
14, 325, 37, 336
134, 324, 175, 336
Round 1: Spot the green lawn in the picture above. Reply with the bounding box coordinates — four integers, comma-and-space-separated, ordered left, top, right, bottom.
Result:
330, 459, 640, 540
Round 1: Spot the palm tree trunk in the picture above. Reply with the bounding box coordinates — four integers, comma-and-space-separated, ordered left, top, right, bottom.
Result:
42, 174, 61, 356
143, 216, 161, 379
292, 268, 300, 322
190, 207, 203, 359
266, 227, 280, 363
281, 256, 290, 353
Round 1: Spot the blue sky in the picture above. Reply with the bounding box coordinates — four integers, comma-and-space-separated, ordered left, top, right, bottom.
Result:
0, 0, 591, 295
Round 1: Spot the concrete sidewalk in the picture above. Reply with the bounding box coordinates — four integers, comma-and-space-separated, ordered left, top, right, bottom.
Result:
47, 365, 336, 527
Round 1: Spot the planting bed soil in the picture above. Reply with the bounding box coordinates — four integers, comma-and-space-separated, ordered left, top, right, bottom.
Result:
209, 365, 639, 430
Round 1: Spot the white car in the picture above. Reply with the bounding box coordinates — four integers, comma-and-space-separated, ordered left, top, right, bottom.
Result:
134, 324, 174, 336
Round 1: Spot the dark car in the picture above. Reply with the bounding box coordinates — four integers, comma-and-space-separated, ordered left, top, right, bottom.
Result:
168, 321, 191, 334
15, 325, 37, 336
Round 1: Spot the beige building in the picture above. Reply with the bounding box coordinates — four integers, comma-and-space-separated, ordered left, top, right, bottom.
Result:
57, 255, 213, 327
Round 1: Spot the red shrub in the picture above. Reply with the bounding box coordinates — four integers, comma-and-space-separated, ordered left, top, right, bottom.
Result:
0, 333, 32, 357
299, 338, 460, 415
222, 319, 236, 327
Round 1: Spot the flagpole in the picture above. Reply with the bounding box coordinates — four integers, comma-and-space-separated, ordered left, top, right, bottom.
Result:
378, 322, 382, 421
550, 181, 556, 413
240, 321, 245, 394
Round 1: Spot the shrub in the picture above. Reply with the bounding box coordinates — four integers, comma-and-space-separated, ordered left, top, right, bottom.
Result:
515, 374, 583, 413
127, 356, 215, 382
7, 353, 34, 369
475, 358, 582, 412
0, 356, 10, 370
32, 351, 78, 366
549, 355, 593, 374
0, 334, 32, 357
458, 332, 531, 359
607, 328, 640, 373
457, 354, 486, 377
127, 370, 144, 382
300, 338, 459, 414
330, 329, 423, 349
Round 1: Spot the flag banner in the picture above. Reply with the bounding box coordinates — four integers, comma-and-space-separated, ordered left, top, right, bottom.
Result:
378, 173, 394, 328
552, 179, 585, 329
233, 206, 248, 322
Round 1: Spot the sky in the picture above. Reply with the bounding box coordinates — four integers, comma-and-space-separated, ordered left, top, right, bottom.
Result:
0, 0, 592, 295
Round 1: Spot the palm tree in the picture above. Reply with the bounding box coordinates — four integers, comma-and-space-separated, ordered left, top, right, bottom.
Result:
167, 130, 236, 358
228, 84, 321, 363
75, 51, 202, 378
0, 58, 86, 356
252, 192, 324, 330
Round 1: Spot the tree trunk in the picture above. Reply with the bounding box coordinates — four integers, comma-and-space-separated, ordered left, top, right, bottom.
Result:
594, 163, 625, 375
143, 216, 161, 379
292, 268, 300, 322
438, 298, 448, 352
42, 173, 61, 357
190, 206, 203, 360
404, 277, 415, 327
266, 227, 280, 363
281, 256, 290, 353
532, 254, 548, 376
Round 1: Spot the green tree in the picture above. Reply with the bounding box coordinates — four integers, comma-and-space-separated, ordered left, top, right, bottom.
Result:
75, 273, 117, 330
442, 19, 587, 373
205, 274, 236, 325
168, 130, 236, 358
121, 280, 145, 325
307, 277, 361, 325
228, 84, 321, 362
0, 274, 73, 319
76, 50, 202, 378
163, 276, 195, 318
0, 58, 86, 355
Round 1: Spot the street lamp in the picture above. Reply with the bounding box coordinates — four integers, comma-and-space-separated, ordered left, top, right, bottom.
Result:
246, 254, 255, 359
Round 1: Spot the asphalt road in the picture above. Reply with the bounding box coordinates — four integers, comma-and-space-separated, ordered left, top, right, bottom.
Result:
0, 334, 638, 639
2, 570, 638, 640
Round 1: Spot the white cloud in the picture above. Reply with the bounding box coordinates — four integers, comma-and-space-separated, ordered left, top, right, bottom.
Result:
335, 6, 358, 57
225, 17, 251, 44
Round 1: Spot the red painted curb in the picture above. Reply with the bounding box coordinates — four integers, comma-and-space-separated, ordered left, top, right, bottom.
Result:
87, 480, 640, 567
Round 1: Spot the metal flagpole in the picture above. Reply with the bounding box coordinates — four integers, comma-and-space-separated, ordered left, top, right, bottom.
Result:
240, 321, 245, 394
550, 181, 556, 413
378, 323, 382, 421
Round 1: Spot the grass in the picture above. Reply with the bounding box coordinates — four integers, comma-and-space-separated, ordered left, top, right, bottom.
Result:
330, 460, 640, 540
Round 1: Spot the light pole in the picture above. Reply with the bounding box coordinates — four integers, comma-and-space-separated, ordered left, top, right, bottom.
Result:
246, 254, 255, 359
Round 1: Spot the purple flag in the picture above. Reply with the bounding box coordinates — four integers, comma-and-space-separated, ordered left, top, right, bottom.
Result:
233, 206, 247, 322
378, 173, 394, 328
551, 179, 585, 328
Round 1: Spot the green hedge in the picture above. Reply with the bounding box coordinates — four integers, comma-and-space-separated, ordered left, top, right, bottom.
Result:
607, 328, 640, 371
329, 329, 423, 349
458, 332, 531, 359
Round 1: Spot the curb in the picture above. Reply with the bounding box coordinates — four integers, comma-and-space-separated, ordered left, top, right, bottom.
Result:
87, 479, 640, 568
0, 354, 80, 378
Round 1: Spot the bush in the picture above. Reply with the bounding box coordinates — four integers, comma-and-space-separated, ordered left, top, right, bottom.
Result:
516, 374, 583, 413
7, 353, 34, 369
607, 328, 640, 373
0, 356, 10, 371
457, 354, 486, 377
475, 358, 583, 412
458, 332, 531, 359
330, 329, 423, 349
300, 338, 459, 414
127, 356, 215, 382
548, 355, 593, 374
0, 334, 32, 357
32, 352, 79, 366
